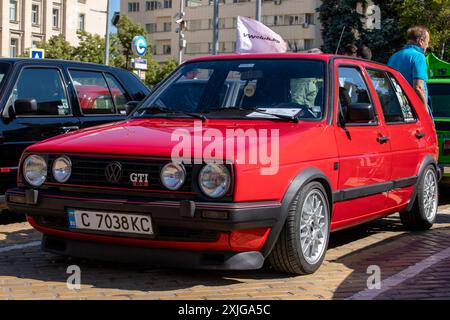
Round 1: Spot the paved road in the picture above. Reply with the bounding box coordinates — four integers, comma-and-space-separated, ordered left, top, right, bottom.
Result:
0, 191, 449, 300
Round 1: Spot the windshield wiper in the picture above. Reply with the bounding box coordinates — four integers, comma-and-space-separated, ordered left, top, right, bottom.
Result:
205, 106, 301, 123
140, 106, 207, 122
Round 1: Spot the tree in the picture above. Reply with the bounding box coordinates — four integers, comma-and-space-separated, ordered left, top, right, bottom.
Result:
116, 14, 149, 69
316, 0, 366, 55
20, 35, 74, 60
398, 0, 450, 60
145, 58, 178, 88
72, 32, 125, 67
360, 0, 405, 63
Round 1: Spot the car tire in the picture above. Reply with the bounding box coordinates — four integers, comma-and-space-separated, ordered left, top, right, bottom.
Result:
400, 165, 439, 231
268, 181, 330, 275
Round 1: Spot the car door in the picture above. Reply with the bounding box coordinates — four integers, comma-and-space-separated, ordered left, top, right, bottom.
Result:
1, 66, 81, 165
66, 69, 131, 129
365, 67, 425, 207
333, 63, 392, 227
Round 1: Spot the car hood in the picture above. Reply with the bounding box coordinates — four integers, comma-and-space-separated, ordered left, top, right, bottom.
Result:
27, 118, 320, 161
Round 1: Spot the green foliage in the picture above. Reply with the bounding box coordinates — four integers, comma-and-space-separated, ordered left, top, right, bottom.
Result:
19, 35, 74, 60
317, 0, 450, 63
145, 58, 179, 89
398, 0, 450, 61
316, 0, 366, 55
116, 14, 148, 69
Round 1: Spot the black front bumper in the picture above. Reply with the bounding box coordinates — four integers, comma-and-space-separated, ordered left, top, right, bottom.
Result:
7, 188, 282, 269
42, 235, 265, 270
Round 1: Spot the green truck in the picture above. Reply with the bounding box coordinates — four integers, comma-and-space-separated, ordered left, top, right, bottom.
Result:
427, 53, 450, 184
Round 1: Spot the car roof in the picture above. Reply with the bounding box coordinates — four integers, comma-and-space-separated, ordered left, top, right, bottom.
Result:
0, 58, 123, 71
187, 53, 379, 64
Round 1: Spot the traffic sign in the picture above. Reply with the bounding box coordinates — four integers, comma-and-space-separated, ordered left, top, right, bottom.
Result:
30, 48, 45, 59
132, 58, 148, 70
132, 36, 148, 57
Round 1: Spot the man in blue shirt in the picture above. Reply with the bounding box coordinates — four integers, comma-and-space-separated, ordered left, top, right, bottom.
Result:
388, 26, 430, 113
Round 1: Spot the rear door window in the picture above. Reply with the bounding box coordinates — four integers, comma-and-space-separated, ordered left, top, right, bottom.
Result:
12, 68, 71, 116
429, 83, 450, 118
70, 70, 119, 115
367, 69, 417, 124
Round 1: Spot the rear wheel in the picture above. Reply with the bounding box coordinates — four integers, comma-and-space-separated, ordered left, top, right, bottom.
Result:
268, 182, 330, 275
400, 165, 438, 231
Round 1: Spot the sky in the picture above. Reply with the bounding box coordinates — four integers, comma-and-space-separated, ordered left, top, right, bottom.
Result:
109, 0, 121, 33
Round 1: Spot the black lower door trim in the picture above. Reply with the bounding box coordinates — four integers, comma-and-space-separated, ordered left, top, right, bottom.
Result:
333, 176, 418, 203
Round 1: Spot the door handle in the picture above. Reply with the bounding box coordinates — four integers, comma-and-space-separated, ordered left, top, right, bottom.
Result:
377, 136, 390, 144
415, 131, 426, 139
60, 126, 80, 133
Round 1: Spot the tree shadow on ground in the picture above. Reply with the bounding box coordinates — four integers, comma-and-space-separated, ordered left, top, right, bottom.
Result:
330, 213, 450, 300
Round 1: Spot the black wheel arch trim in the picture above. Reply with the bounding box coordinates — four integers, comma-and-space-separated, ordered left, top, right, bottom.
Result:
405, 155, 439, 212
261, 167, 333, 257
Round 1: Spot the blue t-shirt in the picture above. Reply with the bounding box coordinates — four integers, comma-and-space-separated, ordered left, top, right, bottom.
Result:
388, 44, 428, 100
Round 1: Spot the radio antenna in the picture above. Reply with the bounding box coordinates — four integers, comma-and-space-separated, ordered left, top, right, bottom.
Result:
335, 26, 346, 55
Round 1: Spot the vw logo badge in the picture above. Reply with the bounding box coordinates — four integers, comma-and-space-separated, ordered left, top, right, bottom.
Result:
132, 36, 148, 57
105, 162, 122, 184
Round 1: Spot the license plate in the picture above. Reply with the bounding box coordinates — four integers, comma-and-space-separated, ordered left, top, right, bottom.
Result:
68, 209, 153, 236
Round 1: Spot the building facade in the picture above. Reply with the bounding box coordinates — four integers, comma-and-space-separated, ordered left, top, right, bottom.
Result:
121, 0, 323, 63
0, 0, 108, 58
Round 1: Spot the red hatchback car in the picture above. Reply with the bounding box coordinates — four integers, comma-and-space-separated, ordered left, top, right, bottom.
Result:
7, 54, 440, 275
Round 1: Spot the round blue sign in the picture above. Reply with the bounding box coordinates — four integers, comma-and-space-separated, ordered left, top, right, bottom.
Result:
132, 36, 148, 57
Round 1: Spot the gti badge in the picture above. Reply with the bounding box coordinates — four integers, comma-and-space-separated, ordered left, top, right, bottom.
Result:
130, 173, 149, 187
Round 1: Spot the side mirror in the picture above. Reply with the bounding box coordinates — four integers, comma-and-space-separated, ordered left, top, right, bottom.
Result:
347, 102, 375, 123
125, 101, 140, 115
14, 99, 38, 116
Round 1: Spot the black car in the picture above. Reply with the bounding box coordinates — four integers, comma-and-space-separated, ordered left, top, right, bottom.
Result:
0, 58, 150, 211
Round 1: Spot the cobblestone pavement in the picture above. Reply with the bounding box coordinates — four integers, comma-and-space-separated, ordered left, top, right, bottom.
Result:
0, 193, 449, 300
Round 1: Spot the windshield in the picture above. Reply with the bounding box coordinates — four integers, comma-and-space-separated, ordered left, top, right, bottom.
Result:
429, 83, 450, 118
0, 63, 10, 88
133, 59, 326, 121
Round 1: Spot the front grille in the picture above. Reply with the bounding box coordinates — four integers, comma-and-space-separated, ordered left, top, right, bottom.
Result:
47, 155, 194, 193
35, 216, 219, 242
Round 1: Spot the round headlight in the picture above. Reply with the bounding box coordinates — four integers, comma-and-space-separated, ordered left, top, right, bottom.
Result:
23, 155, 47, 187
160, 163, 186, 191
198, 164, 231, 199
52, 156, 72, 183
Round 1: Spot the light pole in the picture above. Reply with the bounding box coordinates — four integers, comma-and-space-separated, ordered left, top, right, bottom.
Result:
212, 0, 219, 55
175, 0, 186, 64
256, 0, 261, 21
105, 0, 111, 66
90, 1, 111, 66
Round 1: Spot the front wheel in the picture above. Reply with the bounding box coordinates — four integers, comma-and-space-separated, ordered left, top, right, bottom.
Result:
268, 182, 330, 275
400, 165, 439, 231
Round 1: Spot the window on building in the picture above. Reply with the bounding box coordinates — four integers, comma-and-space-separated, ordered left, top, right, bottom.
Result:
10, 38, 18, 57
32, 4, 40, 25
52, 8, 60, 29
146, 1, 160, 11
163, 22, 171, 32
128, 2, 140, 12
304, 39, 313, 50
163, 0, 172, 8
146, 23, 157, 33
305, 13, 314, 25
188, 20, 202, 31
163, 44, 171, 55
10, 0, 18, 22
78, 14, 85, 31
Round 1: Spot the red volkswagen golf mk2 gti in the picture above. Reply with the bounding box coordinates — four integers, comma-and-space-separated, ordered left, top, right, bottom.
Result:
7, 54, 441, 275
